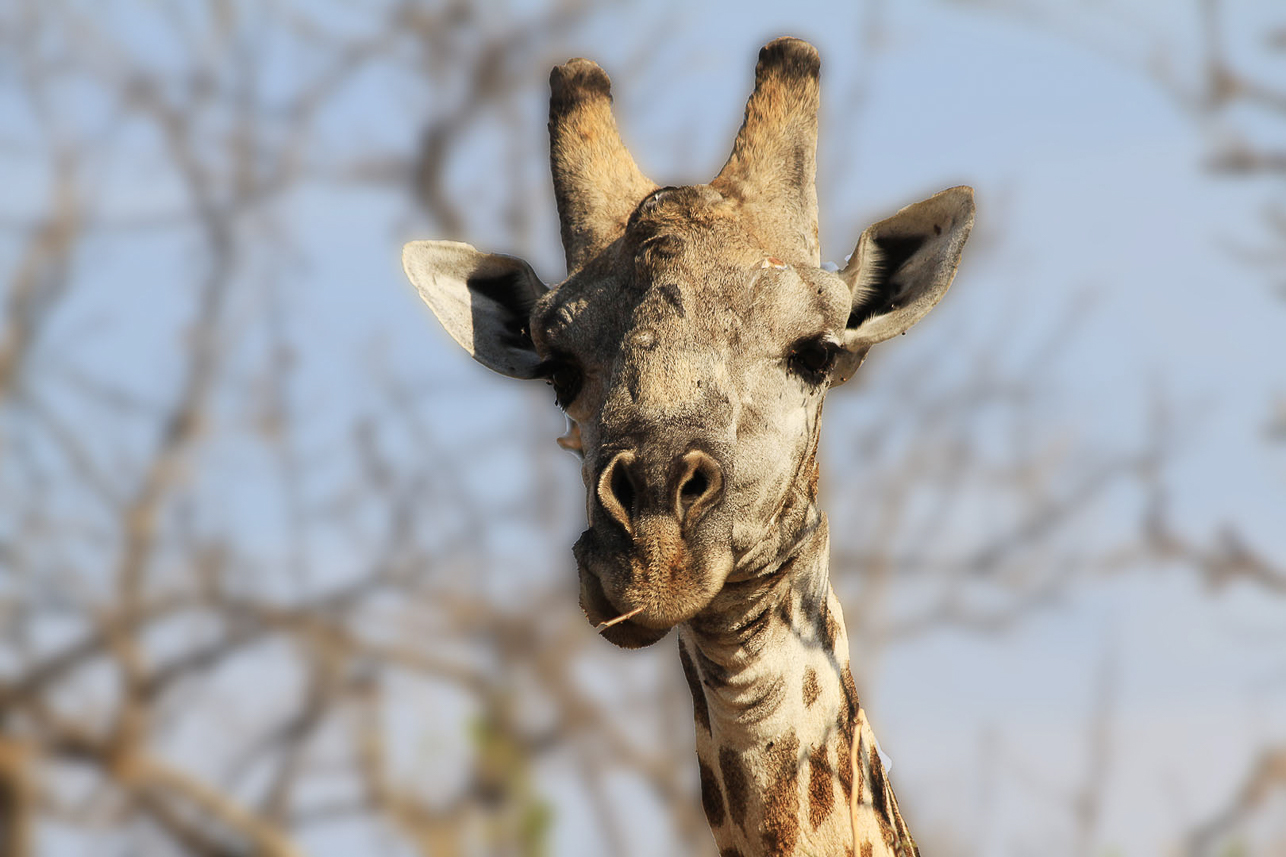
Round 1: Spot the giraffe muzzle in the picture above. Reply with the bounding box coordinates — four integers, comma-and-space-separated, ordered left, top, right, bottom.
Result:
573, 443, 735, 647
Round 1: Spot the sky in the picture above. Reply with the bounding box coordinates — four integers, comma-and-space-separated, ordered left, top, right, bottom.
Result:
269, 0, 1286, 852
460, 1, 1286, 852
4, 0, 1285, 854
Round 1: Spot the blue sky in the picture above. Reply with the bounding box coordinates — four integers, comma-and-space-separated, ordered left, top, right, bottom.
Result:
305, 1, 1286, 851
4, 0, 1284, 854
496, 1, 1286, 851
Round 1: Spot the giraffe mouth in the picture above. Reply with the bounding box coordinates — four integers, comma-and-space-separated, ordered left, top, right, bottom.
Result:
576, 562, 670, 649
572, 518, 735, 649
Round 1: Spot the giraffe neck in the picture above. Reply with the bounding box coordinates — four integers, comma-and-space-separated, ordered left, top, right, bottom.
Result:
678, 518, 918, 857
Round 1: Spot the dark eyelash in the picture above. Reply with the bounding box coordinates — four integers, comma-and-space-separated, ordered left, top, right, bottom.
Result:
538, 356, 583, 409
787, 337, 840, 385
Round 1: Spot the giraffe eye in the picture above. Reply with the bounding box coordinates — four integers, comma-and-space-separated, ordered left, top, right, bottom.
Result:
788, 337, 839, 384
543, 360, 583, 409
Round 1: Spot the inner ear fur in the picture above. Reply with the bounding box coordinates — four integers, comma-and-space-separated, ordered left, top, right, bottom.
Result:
402, 240, 548, 379
839, 186, 975, 355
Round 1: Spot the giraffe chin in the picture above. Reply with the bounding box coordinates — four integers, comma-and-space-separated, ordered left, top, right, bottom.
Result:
573, 525, 734, 650
577, 566, 670, 649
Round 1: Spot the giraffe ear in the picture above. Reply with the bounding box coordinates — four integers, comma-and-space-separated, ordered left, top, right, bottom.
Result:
832, 187, 975, 382
402, 240, 548, 379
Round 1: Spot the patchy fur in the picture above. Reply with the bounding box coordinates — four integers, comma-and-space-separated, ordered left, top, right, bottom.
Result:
403, 35, 975, 857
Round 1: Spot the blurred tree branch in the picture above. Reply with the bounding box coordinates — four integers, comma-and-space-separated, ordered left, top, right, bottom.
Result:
943, 2, 1286, 851
1186, 745, 1286, 856
0, 2, 704, 855
0, 2, 1243, 855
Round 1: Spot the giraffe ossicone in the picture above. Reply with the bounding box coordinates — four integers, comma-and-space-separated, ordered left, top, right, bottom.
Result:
404, 36, 973, 857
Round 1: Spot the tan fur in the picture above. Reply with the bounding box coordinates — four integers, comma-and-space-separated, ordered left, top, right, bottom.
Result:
403, 36, 977, 857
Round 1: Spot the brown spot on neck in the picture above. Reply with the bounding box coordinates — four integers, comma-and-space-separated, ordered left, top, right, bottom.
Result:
807, 742, 834, 829
818, 601, 841, 649
802, 667, 820, 708
841, 664, 861, 721
700, 758, 726, 828
837, 726, 853, 802
679, 640, 710, 733
719, 746, 750, 830
761, 732, 800, 855
869, 744, 898, 850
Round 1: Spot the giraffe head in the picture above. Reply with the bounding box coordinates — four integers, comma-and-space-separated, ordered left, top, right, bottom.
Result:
404, 38, 973, 648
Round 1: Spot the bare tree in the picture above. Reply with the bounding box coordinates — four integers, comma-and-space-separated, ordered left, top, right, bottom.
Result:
940, 1, 1286, 851
0, 3, 705, 855
0, 3, 1183, 856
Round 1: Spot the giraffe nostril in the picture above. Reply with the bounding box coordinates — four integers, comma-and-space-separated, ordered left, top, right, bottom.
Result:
599, 448, 723, 532
680, 470, 708, 501
611, 461, 637, 518
597, 452, 639, 533
675, 450, 723, 526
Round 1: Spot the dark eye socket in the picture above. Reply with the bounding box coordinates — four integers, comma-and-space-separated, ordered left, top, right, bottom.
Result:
542, 359, 583, 409
788, 338, 839, 384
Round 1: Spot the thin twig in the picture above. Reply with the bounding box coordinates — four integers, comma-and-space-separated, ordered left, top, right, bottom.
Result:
595, 606, 644, 633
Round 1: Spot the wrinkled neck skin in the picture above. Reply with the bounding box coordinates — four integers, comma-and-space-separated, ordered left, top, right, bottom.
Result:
678, 516, 918, 857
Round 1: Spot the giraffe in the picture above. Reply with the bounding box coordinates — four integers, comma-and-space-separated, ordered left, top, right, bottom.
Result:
403, 38, 973, 857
